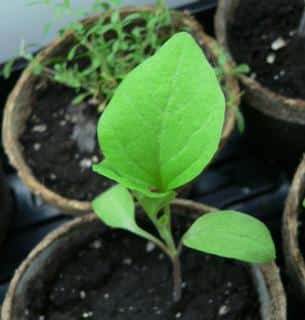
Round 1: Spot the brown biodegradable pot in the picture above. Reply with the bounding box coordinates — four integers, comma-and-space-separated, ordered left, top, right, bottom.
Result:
2, 199, 285, 320
2, 6, 239, 216
283, 155, 305, 301
215, 0, 305, 169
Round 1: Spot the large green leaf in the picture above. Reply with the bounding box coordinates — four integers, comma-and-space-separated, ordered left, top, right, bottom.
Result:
182, 211, 276, 264
92, 184, 154, 240
93, 32, 225, 196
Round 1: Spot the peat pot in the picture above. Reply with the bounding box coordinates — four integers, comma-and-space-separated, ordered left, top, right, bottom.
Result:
2, 199, 286, 320
283, 155, 305, 302
2, 6, 239, 215
215, 0, 305, 170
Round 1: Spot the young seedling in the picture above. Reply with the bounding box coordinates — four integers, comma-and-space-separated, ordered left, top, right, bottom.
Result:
214, 44, 250, 80
213, 44, 249, 133
2, 0, 177, 111
91, 32, 275, 303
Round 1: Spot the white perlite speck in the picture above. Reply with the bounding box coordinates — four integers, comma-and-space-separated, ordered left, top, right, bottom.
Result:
82, 311, 93, 318
146, 241, 156, 252
266, 53, 276, 64
80, 290, 86, 299
271, 37, 286, 51
92, 155, 99, 163
218, 305, 230, 316
49, 173, 57, 180
175, 312, 182, 318
80, 158, 92, 169
123, 257, 133, 265
90, 240, 102, 249
32, 124, 47, 133
33, 143, 41, 151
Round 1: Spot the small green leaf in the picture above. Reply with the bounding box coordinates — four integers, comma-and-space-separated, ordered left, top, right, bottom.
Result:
182, 210, 275, 264
233, 106, 245, 133
72, 92, 90, 105
228, 64, 250, 76
92, 184, 154, 241
2, 59, 15, 79
30, 61, 43, 75
111, 10, 120, 24
67, 45, 80, 61
302, 198, 305, 208
94, 32, 225, 195
134, 190, 176, 218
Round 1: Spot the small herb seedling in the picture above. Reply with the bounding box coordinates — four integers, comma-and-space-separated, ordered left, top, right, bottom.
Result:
214, 44, 250, 80
2, 0, 177, 111
92, 32, 275, 303
214, 44, 249, 133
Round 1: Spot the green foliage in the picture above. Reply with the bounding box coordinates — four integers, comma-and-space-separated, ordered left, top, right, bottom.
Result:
92, 33, 275, 301
182, 210, 276, 263
2, 59, 15, 79
134, 191, 176, 219
93, 32, 225, 196
93, 184, 158, 242
93, 184, 174, 256
227, 91, 245, 133
2, 0, 179, 111
213, 44, 249, 133
214, 44, 250, 79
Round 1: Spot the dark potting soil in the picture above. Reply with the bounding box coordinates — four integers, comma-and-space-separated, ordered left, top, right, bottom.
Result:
229, 0, 305, 99
26, 217, 261, 320
20, 81, 113, 201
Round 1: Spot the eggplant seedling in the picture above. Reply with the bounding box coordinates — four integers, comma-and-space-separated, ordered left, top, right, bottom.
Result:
92, 32, 275, 303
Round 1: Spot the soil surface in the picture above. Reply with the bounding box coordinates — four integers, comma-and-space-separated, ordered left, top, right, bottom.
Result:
20, 81, 113, 201
24, 216, 261, 320
229, 0, 305, 99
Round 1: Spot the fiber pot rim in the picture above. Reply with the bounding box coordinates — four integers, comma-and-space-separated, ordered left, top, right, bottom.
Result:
282, 155, 305, 299
2, 5, 238, 215
215, 0, 305, 125
1, 199, 286, 320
